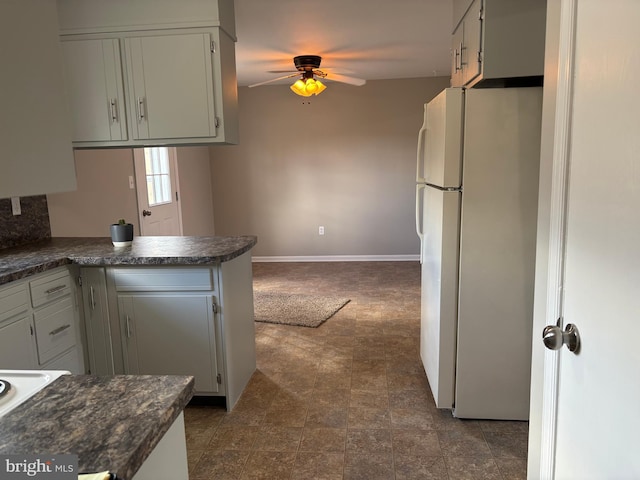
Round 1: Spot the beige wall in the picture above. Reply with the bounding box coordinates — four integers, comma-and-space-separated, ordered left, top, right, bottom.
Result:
209, 77, 450, 258
46, 76, 448, 251
47, 148, 140, 237
176, 146, 216, 236
48, 146, 216, 238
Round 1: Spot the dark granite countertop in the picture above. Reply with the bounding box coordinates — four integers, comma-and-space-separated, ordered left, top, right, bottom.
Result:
0, 375, 194, 480
0, 235, 257, 285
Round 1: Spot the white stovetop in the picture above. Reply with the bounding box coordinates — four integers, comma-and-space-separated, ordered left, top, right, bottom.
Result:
0, 370, 70, 417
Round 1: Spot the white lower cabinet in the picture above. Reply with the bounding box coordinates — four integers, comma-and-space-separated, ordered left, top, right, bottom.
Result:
132, 412, 188, 480
79, 268, 114, 375
0, 315, 36, 369
0, 283, 34, 368
42, 347, 81, 372
30, 268, 84, 373
119, 294, 220, 393
0, 268, 84, 373
33, 296, 76, 365
112, 266, 223, 395
89, 252, 257, 410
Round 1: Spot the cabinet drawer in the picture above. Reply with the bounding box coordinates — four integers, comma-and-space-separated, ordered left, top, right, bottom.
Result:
41, 347, 81, 374
113, 267, 214, 292
0, 282, 29, 324
30, 269, 73, 308
33, 296, 76, 365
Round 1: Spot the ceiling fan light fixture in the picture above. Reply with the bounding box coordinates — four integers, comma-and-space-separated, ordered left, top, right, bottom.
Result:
290, 78, 311, 96
305, 78, 319, 94
249, 54, 365, 91
290, 77, 327, 97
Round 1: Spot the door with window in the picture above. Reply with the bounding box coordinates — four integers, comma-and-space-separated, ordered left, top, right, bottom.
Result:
134, 147, 183, 236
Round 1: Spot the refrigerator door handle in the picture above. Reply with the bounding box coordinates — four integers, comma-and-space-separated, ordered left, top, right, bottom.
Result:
416, 106, 427, 183
415, 184, 426, 264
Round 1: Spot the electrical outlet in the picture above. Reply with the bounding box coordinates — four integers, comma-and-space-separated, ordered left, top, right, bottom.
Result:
129, 176, 135, 189
318, 226, 325, 235
11, 197, 21, 216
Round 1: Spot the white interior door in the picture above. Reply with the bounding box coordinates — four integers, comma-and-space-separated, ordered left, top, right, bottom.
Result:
134, 147, 183, 236
540, 1, 640, 478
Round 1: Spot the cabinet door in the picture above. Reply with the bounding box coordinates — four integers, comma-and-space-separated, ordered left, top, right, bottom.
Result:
119, 294, 218, 392
461, 0, 483, 86
450, 24, 465, 87
61, 39, 128, 142
0, 316, 36, 369
125, 33, 217, 140
81, 268, 114, 375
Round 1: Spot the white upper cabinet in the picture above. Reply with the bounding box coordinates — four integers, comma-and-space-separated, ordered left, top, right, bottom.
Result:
450, 24, 465, 88
61, 39, 127, 142
125, 33, 217, 141
56, 0, 239, 147
0, 0, 76, 199
451, 0, 546, 88
459, 0, 483, 86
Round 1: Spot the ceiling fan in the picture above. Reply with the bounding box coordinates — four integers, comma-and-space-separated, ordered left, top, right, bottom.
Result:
248, 55, 366, 96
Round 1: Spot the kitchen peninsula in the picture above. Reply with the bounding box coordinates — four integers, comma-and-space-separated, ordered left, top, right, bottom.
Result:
0, 236, 257, 411
0, 236, 257, 284
0, 374, 194, 479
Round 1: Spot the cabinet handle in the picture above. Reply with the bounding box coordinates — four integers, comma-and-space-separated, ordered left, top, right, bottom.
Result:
45, 285, 66, 295
89, 286, 96, 310
109, 98, 118, 123
137, 97, 146, 121
49, 324, 71, 336
125, 315, 132, 338
458, 41, 466, 68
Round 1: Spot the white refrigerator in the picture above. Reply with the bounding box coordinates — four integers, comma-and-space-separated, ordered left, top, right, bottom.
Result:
415, 87, 542, 420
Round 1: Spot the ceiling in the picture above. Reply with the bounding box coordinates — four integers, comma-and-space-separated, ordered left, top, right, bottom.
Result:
233, 0, 453, 87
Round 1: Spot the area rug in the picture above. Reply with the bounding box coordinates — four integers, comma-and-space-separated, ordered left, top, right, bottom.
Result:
254, 291, 350, 328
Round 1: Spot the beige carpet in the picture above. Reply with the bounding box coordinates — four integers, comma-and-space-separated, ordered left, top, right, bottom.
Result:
254, 291, 350, 328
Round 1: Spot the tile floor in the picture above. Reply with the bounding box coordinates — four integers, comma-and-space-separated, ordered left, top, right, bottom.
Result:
184, 262, 528, 479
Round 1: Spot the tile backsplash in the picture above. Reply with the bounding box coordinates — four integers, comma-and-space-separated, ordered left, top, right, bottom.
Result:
0, 196, 51, 249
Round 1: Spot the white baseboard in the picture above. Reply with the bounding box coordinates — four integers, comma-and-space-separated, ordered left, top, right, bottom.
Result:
252, 254, 420, 263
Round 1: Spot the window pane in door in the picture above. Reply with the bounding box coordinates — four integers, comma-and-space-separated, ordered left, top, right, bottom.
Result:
143, 147, 172, 206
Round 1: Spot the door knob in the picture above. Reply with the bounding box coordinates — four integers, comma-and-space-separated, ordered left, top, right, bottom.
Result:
142, 210, 152, 217
542, 322, 580, 353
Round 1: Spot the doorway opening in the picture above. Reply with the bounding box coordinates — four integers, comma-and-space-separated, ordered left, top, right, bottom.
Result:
133, 146, 183, 236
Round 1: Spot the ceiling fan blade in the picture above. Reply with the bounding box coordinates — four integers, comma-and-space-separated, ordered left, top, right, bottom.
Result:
324, 72, 366, 86
314, 67, 356, 74
248, 72, 300, 88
